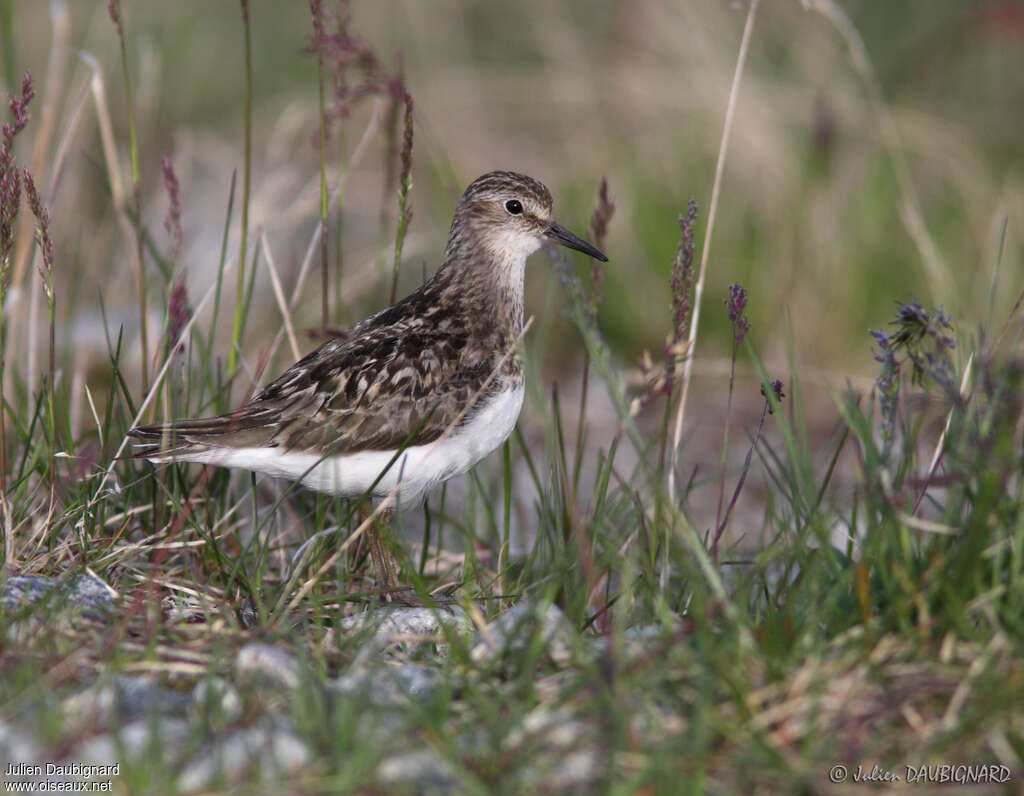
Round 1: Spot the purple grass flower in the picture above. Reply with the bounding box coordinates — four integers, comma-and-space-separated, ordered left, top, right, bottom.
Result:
726, 282, 749, 344
162, 155, 183, 263
167, 277, 192, 356
586, 177, 615, 315
23, 170, 54, 287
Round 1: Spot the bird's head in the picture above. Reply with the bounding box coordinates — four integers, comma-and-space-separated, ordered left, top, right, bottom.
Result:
448, 171, 608, 266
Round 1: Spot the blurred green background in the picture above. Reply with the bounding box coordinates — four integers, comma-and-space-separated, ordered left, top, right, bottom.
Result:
2, 0, 1022, 413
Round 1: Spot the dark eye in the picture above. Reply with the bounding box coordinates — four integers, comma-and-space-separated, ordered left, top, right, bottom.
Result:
505, 199, 523, 215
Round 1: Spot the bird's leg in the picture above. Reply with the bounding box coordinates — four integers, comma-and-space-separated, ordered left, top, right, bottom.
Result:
360, 504, 401, 601
374, 509, 402, 599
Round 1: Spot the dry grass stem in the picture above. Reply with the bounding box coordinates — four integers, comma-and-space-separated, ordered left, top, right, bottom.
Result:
260, 230, 301, 362
669, 0, 760, 505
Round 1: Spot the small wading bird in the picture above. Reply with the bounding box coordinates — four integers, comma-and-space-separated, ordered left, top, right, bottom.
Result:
130, 171, 608, 597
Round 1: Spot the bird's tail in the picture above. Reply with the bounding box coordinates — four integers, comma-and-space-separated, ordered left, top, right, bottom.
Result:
127, 409, 278, 461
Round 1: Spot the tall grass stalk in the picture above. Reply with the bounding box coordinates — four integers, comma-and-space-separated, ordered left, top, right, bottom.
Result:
572, 177, 614, 499
389, 92, 413, 304
155, 156, 183, 384
333, 146, 346, 319
655, 201, 697, 559
5, 5, 65, 408
24, 171, 56, 521
377, 94, 399, 281
9, 2, 66, 297
228, 0, 253, 377
259, 105, 381, 378
803, 0, 948, 299
107, 0, 149, 391
714, 375, 781, 556
0, 72, 35, 560
713, 284, 749, 562
546, 243, 647, 478
311, 0, 330, 332
84, 255, 234, 522
206, 172, 236, 410
670, 0, 760, 504
261, 231, 301, 362
0, 267, 8, 559
498, 438, 512, 605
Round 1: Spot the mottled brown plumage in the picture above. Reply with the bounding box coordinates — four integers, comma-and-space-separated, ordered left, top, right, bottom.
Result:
129, 171, 607, 500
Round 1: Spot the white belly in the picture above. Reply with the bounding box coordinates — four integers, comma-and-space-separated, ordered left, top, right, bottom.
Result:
163, 385, 525, 505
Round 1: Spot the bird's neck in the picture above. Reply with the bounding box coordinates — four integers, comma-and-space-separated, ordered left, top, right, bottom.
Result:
439, 220, 529, 336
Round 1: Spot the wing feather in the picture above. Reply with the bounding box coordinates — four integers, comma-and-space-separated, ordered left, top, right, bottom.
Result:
128, 283, 501, 458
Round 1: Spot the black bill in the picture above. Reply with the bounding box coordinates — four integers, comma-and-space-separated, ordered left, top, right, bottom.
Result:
545, 221, 608, 262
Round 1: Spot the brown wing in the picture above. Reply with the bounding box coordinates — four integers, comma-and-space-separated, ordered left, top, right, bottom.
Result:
129, 320, 495, 456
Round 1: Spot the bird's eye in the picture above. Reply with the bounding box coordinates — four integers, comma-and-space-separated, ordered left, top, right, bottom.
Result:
504, 199, 523, 215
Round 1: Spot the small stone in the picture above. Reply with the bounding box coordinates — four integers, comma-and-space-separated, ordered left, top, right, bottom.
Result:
235, 643, 301, 691
623, 623, 666, 641
393, 663, 443, 700
333, 662, 442, 708
503, 706, 587, 752
73, 717, 190, 765
176, 719, 311, 792
377, 749, 460, 791
66, 572, 119, 621
1, 572, 117, 623
536, 747, 602, 791
471, 601, 575, 667
0, 718, 40, 766
62, 676, 190, 733
191, 677, 243, 724
1, 576, 52, 610
504, 707, 602, 791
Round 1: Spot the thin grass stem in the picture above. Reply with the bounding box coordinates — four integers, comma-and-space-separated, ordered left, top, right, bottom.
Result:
500, 438, 512, 604
669, 0, 759, 503
390, 93, 413, 304
108, 1, 149, 391
228, 0, 253, 377
261, 230, 300, 362
207, 172, 237, 409
312, 0, 329, 332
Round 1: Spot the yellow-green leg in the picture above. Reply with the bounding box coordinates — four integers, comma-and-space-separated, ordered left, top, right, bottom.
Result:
359, 506, 402, 601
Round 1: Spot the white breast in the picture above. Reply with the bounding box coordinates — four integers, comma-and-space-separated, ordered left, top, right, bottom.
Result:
160, 385, 526, 505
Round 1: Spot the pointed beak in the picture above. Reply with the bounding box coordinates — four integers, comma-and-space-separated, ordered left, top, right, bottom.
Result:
544, 221, 608, 262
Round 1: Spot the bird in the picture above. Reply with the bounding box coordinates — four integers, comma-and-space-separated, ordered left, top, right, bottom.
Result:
129, 170, 608, 593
